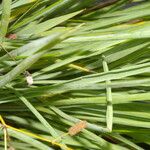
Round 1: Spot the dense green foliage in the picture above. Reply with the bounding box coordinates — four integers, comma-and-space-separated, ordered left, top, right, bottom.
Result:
0, 0, 150, 150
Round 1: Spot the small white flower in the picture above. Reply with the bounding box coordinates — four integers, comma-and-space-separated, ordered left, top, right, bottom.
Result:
26, 75, 33, 85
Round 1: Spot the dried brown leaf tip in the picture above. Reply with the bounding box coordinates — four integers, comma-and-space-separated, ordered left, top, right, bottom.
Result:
127, 19, 143, 24
68, 120, 87, 136
6, 34, 17, 40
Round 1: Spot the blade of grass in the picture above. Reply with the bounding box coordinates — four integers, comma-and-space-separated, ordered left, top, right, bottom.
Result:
0, 0, 12, 43
6, 85, 58, 138
0, 32, 63, 87
17, 10, 83, 37
102, 55, 113, 132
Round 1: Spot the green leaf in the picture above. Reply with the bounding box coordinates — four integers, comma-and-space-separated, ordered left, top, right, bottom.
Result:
0, 0, 12, 43
17, 10, 83, 37
0, 32, 63, 87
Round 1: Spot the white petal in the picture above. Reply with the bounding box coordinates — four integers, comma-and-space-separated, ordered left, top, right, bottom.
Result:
26, 76, 33, 85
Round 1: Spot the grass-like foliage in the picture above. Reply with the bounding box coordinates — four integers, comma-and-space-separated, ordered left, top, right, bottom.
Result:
0, 0, 150, 150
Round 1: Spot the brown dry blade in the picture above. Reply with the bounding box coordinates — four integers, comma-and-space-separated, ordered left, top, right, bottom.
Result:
82, 0, 118, 14
68, 120, 87, 136
6, 34, 17, 40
